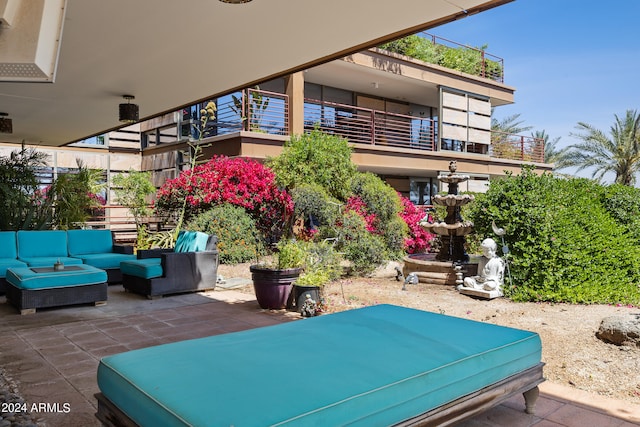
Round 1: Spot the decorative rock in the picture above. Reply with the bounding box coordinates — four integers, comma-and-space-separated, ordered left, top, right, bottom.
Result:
596, 314, 640, 347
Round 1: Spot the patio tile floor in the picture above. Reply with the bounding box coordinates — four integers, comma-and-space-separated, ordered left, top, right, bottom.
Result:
0, 285, 638, 427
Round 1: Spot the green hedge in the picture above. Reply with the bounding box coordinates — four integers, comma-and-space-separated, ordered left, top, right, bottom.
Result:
468, 167, 640, 304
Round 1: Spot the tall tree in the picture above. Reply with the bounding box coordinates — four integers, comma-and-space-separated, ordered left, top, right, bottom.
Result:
560, 110, 640, 185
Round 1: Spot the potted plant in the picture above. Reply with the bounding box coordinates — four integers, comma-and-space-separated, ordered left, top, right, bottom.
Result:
288, 241, 343, 314
250, 239, 306, 309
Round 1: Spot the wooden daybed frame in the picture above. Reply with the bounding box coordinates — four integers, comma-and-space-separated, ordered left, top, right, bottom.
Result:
95, 363, 543, 426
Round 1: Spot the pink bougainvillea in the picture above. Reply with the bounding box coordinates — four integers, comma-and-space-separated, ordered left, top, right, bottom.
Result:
345, 196, 378, 233
398, 195, 434, 254
154, 155, 293, 238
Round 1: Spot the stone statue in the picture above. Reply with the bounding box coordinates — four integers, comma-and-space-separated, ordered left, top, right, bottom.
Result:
458, 238, 504, 294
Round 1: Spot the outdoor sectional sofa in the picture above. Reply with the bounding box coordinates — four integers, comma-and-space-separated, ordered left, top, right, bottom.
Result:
95, 304, 544, 427
120, 230, 219, 299
0, 229, 135, 293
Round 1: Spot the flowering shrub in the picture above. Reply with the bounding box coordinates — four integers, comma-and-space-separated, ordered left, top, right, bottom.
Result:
155, 156, 293, 240
345, 196, 378, 233
399, 195, 434, 254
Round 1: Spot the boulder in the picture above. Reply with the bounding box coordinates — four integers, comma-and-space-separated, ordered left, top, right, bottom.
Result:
595, 314, 640, 347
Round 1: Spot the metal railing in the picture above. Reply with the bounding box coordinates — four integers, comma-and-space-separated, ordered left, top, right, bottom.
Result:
304, 99, 436, 150
380, 32, 505, 83
490, 131, 545, 163
304, 98, 544, 163
210, 88, 289, 136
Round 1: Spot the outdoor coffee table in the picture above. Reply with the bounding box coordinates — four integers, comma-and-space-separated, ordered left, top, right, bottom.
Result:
5, 264, 108, 314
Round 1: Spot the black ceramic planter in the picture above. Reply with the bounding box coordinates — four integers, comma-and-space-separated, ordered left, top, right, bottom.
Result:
250, 265, 301, 310
289, 284, 320, 312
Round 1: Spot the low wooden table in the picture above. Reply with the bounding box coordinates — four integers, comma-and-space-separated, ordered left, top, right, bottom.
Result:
5, 265, 108, 314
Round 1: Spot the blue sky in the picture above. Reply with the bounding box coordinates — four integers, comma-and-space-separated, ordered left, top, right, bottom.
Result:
433, 0, 640, 163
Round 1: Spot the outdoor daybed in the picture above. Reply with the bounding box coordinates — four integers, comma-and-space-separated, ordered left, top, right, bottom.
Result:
95, 304, 544, 426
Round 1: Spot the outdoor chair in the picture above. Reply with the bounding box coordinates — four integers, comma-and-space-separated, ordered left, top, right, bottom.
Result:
120, 231, 219, 299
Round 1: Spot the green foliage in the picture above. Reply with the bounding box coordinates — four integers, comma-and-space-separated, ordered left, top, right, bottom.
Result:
467, 166, 640, 304
268, 129, 357, 200
112, 170, 155, 228
49, 160, 104, 230
291, 183, 341, 227
601, 184, 640, 243
334, 210, 386, 275
561, 110, 640, 185
295, 241, 343, 286
379, 35, 440, 63
275, 239, 308, 270
0, 149, 52, 230
379, 37, 503, 80
350, 172, 402, 224
186, 204, 259, 264
145, 230, 175, 249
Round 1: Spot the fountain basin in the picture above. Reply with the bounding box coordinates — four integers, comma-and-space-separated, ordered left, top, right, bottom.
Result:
402, 253, 479, 285
420, 221, 474, 237
432, 194, 475, 207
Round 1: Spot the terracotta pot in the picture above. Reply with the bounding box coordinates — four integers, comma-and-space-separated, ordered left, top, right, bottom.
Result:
250, 265, 301, 309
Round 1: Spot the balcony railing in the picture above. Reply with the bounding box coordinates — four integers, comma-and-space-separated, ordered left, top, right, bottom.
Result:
303, 98, 544, 163
304, 99, 436, 150
379, 32, 504, 83
188, 88, 289, 138
490, 131, 545, 164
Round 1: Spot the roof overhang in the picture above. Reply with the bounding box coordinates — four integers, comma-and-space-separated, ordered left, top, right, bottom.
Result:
0, 0, 512, 147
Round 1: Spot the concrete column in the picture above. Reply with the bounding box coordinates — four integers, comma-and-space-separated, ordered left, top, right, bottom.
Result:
285, 72, 305, 136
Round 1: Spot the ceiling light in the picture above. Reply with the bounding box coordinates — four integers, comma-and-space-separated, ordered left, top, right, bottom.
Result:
219, 0, 253, 3
119, 95, 139, 124
0, 112, 12, 133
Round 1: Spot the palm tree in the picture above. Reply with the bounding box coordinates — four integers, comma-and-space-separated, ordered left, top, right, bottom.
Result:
560, 110, 640, 186
531, 130, 566, 165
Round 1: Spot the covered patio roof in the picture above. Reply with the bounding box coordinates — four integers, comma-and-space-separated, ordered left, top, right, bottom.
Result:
0, 0, 512, 147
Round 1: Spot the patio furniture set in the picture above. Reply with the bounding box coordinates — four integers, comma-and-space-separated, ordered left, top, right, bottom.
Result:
0, 229, 219, 314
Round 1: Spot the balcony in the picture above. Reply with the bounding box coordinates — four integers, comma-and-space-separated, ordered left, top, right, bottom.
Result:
303, 97, 544, 163
182, 88, 543, 164
379, 32, 505, 83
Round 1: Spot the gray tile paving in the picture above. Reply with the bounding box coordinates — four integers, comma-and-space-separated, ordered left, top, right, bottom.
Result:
0, 284, 638, 427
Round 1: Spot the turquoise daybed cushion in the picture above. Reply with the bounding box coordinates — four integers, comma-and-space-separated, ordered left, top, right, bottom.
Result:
6, 265, 107, 290
97, 304, 542, 427
120, 258, 163, 279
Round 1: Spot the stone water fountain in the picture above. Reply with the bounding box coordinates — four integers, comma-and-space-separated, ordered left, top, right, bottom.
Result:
402, 161, 477, 285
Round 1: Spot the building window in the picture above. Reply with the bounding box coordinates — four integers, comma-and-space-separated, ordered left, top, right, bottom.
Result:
410, 178, 438, 206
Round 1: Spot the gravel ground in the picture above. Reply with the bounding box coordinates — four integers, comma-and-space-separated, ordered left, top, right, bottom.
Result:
0, 368, 39, 427
220, 261, 640, 406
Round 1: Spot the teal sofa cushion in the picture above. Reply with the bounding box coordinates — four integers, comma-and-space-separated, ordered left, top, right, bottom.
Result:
6, 265, 107, 290
120, 258, 163, 279
174, 231, 210, 253
77, 253, 136, 270
67, 229, 114, 256
0, 232, 17, 259
0, 259, 28, 278
97, 304, 542, 427
18, 256, 84, 268
16, 230, 69, 259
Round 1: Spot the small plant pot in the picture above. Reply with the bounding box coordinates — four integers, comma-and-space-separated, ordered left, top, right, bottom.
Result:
289, 284, 320, 313
250, 265, 301, 310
